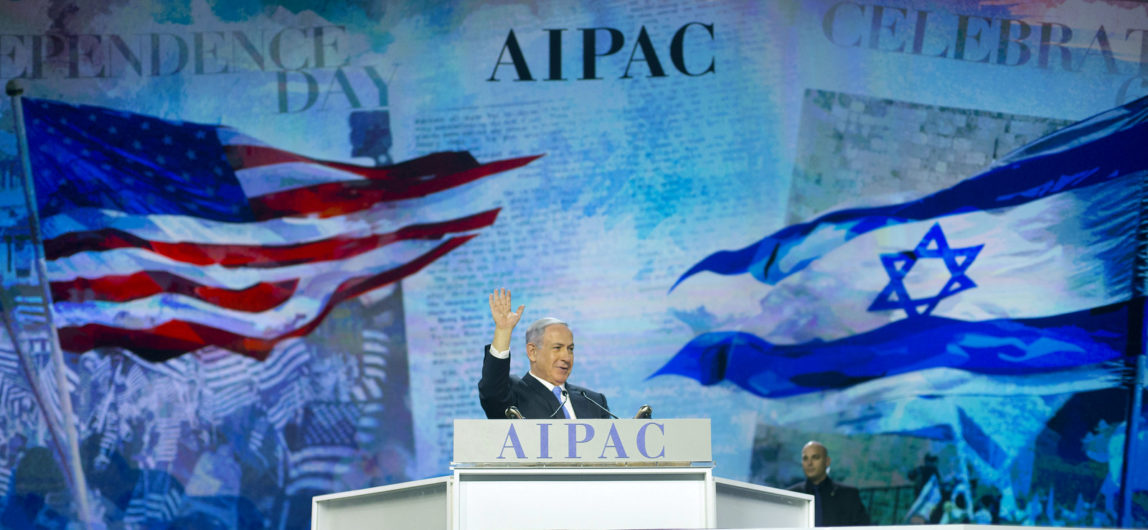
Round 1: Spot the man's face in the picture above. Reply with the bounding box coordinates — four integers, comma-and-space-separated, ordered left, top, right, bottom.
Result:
801, 444, 830, 484
527, 324, 574, 386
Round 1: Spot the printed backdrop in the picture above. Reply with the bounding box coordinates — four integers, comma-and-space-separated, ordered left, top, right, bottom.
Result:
0, 1, 1145, 528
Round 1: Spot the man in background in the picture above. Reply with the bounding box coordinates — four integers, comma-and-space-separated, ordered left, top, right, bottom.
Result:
788, 441, 870, 526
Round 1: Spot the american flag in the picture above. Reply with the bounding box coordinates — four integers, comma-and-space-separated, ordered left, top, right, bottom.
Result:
22, 98, 539, 362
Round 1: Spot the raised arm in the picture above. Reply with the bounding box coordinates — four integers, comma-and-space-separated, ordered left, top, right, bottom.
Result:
479, 288, 526, 418
489, 288, 524, 351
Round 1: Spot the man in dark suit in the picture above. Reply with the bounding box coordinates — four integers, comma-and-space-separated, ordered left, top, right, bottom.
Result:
478, 288, 612, 419
787, 441, 870, 526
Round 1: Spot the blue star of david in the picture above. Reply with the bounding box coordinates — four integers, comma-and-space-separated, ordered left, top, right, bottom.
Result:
868, 223, 983, 317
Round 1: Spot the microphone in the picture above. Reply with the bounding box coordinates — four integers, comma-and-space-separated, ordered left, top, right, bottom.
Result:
504, 406, 524, 419
548, 389, 569, 418
633, 405, 653, 419
579, 390, 618, 419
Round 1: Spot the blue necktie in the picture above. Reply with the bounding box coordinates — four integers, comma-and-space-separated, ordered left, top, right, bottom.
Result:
553, 387, 569, 418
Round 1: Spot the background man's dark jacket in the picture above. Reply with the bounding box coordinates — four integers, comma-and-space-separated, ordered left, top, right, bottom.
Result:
788, 477, 870, 526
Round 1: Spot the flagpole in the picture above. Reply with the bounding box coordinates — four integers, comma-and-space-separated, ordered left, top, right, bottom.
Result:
1119, 297, 1145, 527
1118, 167, 1148, 527
6, 80, 93, 526
0, 290, 74, 486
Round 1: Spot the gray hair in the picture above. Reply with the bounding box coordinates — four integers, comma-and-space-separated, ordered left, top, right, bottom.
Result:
525, 317, 570, 347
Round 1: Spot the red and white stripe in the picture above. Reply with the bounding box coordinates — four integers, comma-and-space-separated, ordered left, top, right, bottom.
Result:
43, 130, 540, 360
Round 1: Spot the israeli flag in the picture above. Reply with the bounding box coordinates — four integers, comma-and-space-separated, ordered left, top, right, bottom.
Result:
658, 96, 1147, 399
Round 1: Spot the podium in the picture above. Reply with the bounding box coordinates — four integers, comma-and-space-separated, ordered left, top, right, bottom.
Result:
312, 419, 813, 529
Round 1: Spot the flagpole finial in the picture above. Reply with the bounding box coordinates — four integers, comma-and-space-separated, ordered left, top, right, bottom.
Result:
5, 79, 23, 97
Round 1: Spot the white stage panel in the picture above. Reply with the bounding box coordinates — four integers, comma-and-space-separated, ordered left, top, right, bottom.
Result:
312, 476, 450, 530
715, 477, 813, 529
456, 468, 712, 529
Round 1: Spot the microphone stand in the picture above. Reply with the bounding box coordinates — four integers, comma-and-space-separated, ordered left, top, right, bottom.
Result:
579, 390, 618, 419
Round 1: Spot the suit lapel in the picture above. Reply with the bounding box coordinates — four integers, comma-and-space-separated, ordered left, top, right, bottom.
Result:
522, 372, 564, 416
569, 391, 589, 419
523, 375, 602, 419
568, 387, 596, 419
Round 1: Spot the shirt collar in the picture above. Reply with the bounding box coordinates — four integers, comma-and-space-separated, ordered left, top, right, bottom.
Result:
807, 476, 834, 493
528, 372, 565, 393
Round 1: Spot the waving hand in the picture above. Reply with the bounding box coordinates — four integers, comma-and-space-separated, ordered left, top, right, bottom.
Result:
488, 288, 524, 352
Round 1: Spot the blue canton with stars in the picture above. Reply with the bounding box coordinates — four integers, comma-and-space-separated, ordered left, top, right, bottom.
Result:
868, 223, 983, 317
21, 98, 252, 223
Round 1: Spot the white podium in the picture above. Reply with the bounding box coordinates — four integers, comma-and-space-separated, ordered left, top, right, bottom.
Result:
313, 419, 813, 529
